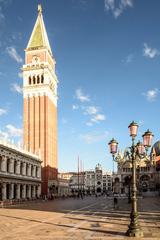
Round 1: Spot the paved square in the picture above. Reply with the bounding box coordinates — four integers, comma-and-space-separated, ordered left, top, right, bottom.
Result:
0, 196, 159, 240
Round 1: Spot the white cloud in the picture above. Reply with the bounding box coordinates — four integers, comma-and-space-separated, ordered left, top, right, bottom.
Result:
72, 104, 79, 110
18, 72, 23, 78
104, 0, 133, 18
11, 83, 23, 94
91, 114, 106, 123
75, 88, 90, 102
80, 131, 109, 144
6, 124, 22, 137
0, 130, 8, 140
143, 88, 159, 102
0, 108, 7, 116
124, 54, 134, 64
6, 46, 23, 63
84, 106, 99, 115
143, 43, 159, 59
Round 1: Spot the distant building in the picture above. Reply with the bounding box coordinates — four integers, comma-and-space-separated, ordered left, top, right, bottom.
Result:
59, 164, 113, 195
0, 141, 41, 201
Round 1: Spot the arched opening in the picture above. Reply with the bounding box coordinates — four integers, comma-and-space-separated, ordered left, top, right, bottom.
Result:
36, 186, 38, 198
26, 164, 28, 176
41, 74, 44, 84
140, 175, 150, 192
124, 176, 132, 201
20, 185, 23, 199
31, 186, 34, 198
97, 187, 101, 193
14, 184, 17, 199
14, 161, 17, 174
31, 165, 34, 177
20, 162, 23, 175
0, 156, 2, 171
7, 159, 10, 172
6, 184, 10, 199
29, 76, 32, 85
33, 76, 36, 84
114, 177, 120, 194
36, 166, 38, 177
0, 183, 2, 200
26, 185, 29, 198
37, 75, 40, 84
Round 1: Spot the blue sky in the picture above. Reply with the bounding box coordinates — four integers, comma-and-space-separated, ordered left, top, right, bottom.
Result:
0, 0, 160, 172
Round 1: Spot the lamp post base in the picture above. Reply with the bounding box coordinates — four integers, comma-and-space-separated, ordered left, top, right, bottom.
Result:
126, 226, 143, 237
126, 207, 143, 237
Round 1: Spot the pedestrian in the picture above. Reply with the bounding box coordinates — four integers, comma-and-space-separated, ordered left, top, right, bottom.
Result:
113, 196, 118, 209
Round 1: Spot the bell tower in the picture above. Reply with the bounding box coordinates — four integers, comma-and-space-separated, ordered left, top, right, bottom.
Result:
23, 5, 58, 195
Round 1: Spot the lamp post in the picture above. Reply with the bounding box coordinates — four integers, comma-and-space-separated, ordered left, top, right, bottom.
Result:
108, 121, 154, 237
108, 138, 118, 193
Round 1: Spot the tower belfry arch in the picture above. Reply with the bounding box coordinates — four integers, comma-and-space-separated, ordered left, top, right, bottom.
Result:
22, 4, 58, 195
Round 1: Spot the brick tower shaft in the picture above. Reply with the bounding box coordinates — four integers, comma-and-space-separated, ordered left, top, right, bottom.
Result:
23, 5, 58, 195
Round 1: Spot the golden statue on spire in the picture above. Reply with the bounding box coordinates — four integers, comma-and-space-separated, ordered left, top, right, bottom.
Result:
38, 4, 42, 14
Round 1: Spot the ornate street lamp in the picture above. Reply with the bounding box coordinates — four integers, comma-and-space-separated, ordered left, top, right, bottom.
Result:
128, 121, 139, 139
108, 138, 118, 156
126, 123, 154, 237
126, 121, 144, 237
108, 121, 154, 237
108, 138, 118, 193
142, 129, 154, 148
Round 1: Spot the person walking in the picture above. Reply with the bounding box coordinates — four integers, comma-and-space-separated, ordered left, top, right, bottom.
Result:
113, 196, 118, 209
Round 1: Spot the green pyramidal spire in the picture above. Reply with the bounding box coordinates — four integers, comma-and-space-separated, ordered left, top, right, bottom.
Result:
27, 4, 52, 54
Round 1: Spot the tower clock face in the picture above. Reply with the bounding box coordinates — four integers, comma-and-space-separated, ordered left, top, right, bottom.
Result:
32, 55, 40, 63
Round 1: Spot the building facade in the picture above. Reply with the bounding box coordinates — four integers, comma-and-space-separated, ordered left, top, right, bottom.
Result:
0, 141, 41, 202
112, 141, 160, 196
102, 172, 112, 193
23, 5, 58, 195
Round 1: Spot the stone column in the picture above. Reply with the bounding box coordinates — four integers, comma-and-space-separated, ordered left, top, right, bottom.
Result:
16, 184, 20, 199
22, 185, 26, 199
9, 158, 14, 174
37, 167, 41, 178
32, 186, 36, 198
1, 156, 7, 172
22, 162, 26, 176
2, 183, 6, 201
16, 161, 20, 175
33, 166, 36, 178
9, 183, 14, 200
28, 164, 31, 177
28, 185, 31, 199
37, 185, 41, 197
